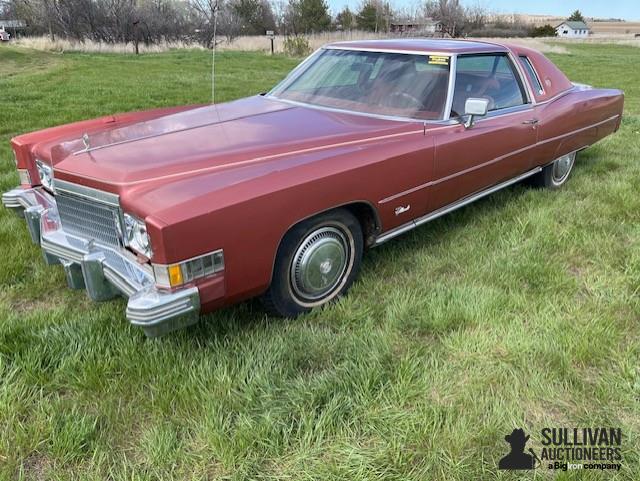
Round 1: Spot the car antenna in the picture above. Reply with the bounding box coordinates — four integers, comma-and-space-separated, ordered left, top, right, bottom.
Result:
211, 1, 221, 121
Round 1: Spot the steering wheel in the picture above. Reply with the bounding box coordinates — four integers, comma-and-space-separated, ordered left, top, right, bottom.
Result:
387, 91, 426, 110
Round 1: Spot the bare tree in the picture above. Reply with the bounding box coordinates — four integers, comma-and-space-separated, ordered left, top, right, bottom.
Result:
218, 2, 245, 42
190, 0, 220, 46
1, 0, 311, 47
465, 3, 486, 32
424, 0, 465, 37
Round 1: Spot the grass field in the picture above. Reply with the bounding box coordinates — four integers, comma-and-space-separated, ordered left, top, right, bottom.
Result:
0, 43, 638, 480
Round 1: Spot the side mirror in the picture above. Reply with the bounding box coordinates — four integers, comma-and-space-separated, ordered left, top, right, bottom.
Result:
463, 98, 489, 129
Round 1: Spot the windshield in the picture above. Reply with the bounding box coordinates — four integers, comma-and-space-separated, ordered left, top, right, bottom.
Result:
271, 49, 451, 121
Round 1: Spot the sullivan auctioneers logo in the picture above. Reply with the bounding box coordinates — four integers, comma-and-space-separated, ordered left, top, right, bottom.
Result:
498, 427, 623, 472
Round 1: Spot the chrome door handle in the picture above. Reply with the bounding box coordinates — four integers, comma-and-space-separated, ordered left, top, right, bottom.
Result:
522, 119, 539, 125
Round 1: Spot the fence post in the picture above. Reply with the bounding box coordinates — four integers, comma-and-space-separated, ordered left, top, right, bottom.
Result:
266, 30, 275, 54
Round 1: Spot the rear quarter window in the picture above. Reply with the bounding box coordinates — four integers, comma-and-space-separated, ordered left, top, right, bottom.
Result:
519, 56, 544, 95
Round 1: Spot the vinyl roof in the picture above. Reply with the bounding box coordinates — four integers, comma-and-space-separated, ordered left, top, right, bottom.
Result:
325, 39, 509, 54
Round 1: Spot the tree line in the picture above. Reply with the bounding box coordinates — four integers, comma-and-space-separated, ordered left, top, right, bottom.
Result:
0, 0, 561, 46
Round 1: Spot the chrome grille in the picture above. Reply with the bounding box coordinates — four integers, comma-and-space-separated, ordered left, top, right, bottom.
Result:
56, 191, 122, 247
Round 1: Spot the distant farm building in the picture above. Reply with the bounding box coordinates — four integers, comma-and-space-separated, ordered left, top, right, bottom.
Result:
555, 21, 590, 38
390, 19, 444, 36
0, 19, 27, 39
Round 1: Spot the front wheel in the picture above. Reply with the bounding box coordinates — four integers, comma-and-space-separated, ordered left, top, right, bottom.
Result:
528, 151, 577, 189
262, 209, 363, 317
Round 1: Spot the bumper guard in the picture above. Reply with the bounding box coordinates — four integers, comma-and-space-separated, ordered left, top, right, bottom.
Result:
2, 186, 200, 337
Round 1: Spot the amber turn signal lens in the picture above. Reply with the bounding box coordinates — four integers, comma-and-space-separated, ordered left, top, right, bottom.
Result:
18, 169, 32, 186
152, 250, 224, 289
168, 265, 183, 287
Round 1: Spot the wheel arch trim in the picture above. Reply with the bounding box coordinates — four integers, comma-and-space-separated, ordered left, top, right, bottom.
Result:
266, 200, 381, 287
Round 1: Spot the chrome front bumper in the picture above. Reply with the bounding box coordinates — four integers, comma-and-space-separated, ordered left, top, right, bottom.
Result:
2, 186, 200, 337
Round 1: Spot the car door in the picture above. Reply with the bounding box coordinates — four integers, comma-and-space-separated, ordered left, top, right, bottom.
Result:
429, 53, 538, 210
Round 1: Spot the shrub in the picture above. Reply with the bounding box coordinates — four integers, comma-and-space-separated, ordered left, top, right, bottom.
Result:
466, 19, 533, 38
283, 36, 311, 57
468, 27, 530, 38
530, 24, 557, 37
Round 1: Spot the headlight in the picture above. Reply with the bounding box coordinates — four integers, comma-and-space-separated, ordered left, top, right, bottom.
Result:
35, 159, 54, 191
124, 213, 153, 258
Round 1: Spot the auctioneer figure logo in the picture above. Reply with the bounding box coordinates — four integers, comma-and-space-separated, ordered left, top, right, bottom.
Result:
499, 428, 538, 470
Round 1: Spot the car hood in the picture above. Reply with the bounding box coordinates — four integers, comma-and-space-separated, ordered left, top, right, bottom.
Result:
45, 96, 409, 189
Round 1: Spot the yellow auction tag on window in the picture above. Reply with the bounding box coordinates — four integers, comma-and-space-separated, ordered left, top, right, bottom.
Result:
428, 55, 449, 66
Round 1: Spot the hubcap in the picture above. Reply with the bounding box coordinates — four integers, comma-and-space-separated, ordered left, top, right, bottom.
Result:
290, 227, 350, 302
552, 153, 575, 184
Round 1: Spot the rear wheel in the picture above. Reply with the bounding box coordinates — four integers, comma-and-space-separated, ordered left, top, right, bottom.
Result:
528, 151, 576, 189
262, 209, 363, 317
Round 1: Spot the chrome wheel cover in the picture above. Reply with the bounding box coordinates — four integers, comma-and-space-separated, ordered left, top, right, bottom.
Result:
290, 226, 352, 303
552, 152, 575, 184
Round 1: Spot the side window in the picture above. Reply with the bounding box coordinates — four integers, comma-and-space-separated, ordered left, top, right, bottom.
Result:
451, 54, 527, 117
519, 56, 544, 95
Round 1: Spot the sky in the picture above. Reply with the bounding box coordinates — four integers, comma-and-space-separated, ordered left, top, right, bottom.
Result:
326, 0, 640, 21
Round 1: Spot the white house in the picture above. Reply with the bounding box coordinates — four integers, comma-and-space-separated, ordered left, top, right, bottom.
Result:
555, 21, 590, 38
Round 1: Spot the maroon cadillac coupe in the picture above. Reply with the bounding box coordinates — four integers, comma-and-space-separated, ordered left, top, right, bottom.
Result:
3, 39, 624, 336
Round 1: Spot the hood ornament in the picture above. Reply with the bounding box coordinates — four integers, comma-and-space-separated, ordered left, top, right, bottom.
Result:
82, 133, 91, 151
